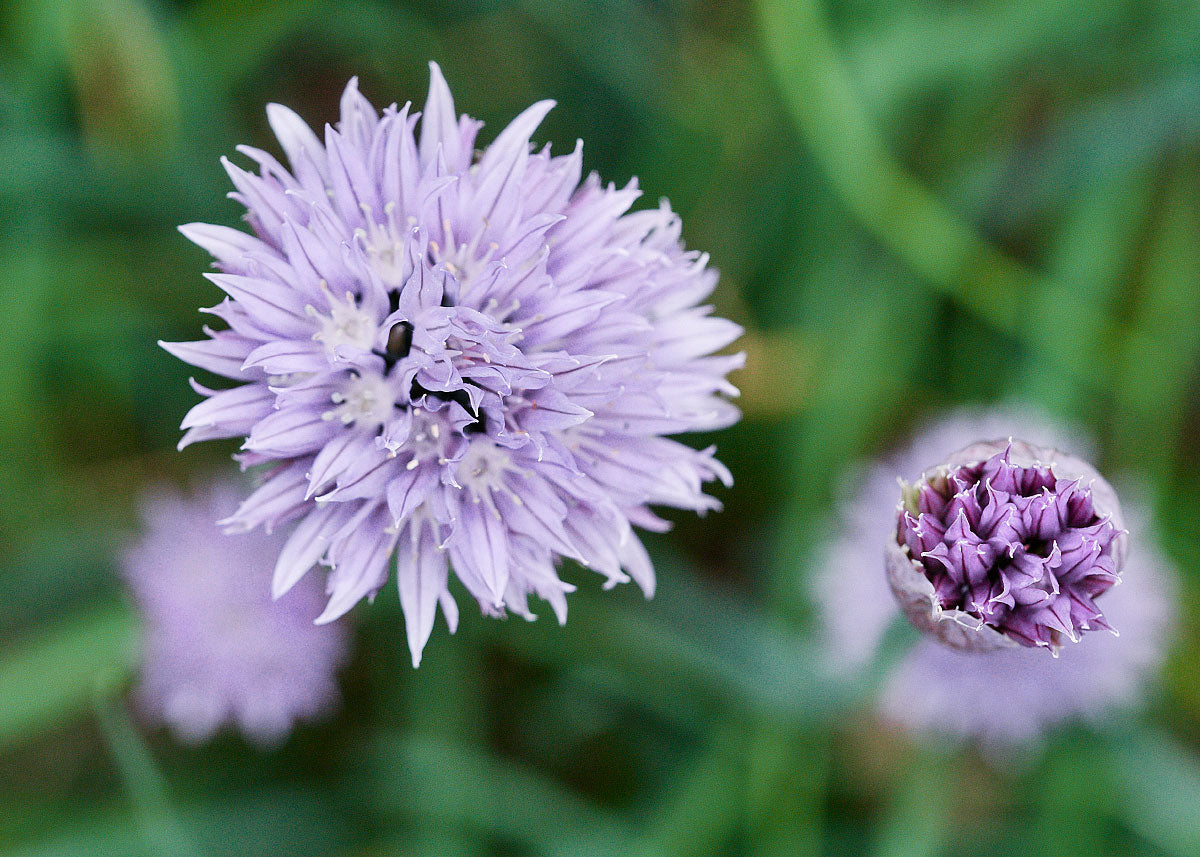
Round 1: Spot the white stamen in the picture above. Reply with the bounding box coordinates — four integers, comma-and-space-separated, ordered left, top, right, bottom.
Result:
323, 373, 395, 429
312, 285, 378, 354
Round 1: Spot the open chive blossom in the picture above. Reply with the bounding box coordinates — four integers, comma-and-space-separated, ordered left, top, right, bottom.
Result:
124, 482, 349, 745
888, 439, 1127, 654
162, 64, 742, 666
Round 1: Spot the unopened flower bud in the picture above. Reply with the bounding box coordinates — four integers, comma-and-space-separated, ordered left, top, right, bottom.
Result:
886, 439, 1126, 654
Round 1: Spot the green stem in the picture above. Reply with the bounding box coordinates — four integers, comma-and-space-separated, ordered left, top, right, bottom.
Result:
95, 697, 205, 857
635, 724, 748, 857
0, 598, 139, 753
755, 0, 1089, 385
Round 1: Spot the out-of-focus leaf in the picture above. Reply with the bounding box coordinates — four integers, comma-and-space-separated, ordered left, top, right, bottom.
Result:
769, 253, 937, 613
2, 817, 152, 857
0, 599, 138, 752
1015, 167, 1156, 418
516, 0, 668, 117
788, 255, 937, 484
0, 524, 121, 638
744, 722, 828, 857
367, 732, 636, 857
0, 237, 63, 538
64, 0, 180, 154
846, 0, 1128, 115
1025, 734, 1120, 857
1109, 165, 1200, 476
184, 0, 319, 74
755, 0, 1056, 371
955, 69, 1200, 227
1112, 728, 1200, 857
870, 748, 954, 857
181, 0, 436, 95
95, 699, 202, 857
635, 724, 748, 857
490, 564, 858, 728
2, 788, 348, 857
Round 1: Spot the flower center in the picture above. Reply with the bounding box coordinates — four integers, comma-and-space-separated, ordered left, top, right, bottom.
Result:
457, 440, 508, 488
325, 373, 395, 428
429, 218, 499, 300
356, 202, 414, 288
310, 288, 378, 354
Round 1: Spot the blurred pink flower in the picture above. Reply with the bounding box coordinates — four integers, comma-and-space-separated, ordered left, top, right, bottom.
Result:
811, 405, 1176, 754
123, 481, 350, 745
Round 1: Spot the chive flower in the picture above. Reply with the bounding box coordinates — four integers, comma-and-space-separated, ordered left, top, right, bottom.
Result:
162, 64, 742, 666
889, 439, 1126, 653
123, 482, 349, 745
812, 406, 1175, 753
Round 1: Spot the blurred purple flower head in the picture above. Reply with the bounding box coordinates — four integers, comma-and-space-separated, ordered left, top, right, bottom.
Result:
123, 482, 349, 745
891, 439, 1125, 653
812, 405, 1176, 754
163, 64, 742, 666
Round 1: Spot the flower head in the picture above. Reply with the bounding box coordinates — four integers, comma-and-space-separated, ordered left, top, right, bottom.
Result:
811, 405, 1176, 754
163, 65, 742, 665
123, 482, 350, 745
889, 439, 1126, 653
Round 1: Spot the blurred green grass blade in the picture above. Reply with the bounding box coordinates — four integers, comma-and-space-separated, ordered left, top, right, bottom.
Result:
181, 0, 322, 88
94, 699, 203, 857
755, 0, 1095, 388
0, 237, 64, 536
1, 819, 152, 857
357, 831, 476, 857
871, 748, 954, 857
1112, 728, 1200, 857
0, 523, 121, 637
744, 722, 828, 857
0, 599, 138, 752
494, 571, 856, 727
181, 0, 436, 94
367, 732, 636, 857
1015, 167, 1156, 417
636, 725, 748, 857
64, 0, 180, 155
756, 2, 1029, 329
790, 259, 936, 483
847, 0, 1128, 114
2, 789, 347, 857
1026, 734, 1120, 857
401, 629, 490, 857
517, 0, 667, 116
956, 69, 1200, 228
1109, 165, 1200, 476
771, 260, 936, 611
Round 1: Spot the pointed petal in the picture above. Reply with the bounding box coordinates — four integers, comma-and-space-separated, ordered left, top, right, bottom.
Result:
272, 502, 353, 598
397, 522, 448, 667
419, 62, 460, 170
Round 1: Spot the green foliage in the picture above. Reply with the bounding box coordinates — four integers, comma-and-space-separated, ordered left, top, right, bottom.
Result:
1, 0, 1199, 855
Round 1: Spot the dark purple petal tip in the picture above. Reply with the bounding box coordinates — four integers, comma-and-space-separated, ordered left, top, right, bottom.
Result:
887, 439, 1127, 654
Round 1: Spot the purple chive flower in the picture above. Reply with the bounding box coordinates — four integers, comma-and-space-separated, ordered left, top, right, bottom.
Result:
878, 522, 1175, 752
123, 482, 350, 745
162, 64, 742, 666
811, 406, 1176, 754
889, 438, 1126, 653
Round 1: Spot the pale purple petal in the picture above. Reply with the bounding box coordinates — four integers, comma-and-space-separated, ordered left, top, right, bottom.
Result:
123, 482, 349, 745
164, 67, 741, 664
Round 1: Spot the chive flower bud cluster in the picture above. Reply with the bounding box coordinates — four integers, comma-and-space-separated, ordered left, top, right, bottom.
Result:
888, 439, 1126, 654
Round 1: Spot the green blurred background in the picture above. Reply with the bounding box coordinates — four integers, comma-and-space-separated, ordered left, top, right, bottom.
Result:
3, 0, 1200, 854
